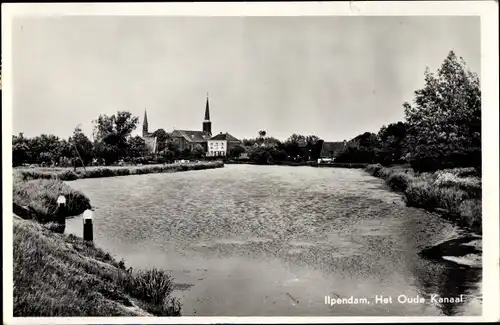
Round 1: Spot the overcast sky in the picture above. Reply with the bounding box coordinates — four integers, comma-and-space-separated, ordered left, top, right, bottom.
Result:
12, 16, 480, 142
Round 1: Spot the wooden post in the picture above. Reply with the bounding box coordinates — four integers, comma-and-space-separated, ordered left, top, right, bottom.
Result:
55, 195, 67, 233
83, 209, 93, 242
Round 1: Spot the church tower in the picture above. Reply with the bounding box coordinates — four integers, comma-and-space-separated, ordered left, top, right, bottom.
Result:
143, 109, 149, 137
203, 93, 212, 135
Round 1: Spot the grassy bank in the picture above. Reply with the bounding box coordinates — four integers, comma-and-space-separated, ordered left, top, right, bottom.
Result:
16, 161, 225, 182
13, 176, 91, 223
13, 216, 181, 316
365, 164, 482, 233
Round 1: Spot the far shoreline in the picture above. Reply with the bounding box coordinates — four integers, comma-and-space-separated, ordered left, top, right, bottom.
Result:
15, 160, 225, 182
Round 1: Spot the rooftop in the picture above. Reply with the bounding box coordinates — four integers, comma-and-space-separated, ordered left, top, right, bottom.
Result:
210, 132, 240, 142
171, 129, 211, 142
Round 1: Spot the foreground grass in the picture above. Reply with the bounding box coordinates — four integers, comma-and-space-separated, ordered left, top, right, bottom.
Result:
17, 161, 225, 181
365, 164, 482, 233
13, 216, 181, 316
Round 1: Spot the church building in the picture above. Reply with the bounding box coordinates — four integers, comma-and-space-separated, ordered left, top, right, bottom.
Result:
142, 110, 157, 153
170, 95, 213, 152
142, 94, 221, 154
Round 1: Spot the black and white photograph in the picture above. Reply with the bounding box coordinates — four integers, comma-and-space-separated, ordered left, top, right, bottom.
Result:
2, 2, 499, 323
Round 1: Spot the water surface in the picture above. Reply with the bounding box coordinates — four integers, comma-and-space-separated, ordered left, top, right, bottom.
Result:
66, 165, 482, 316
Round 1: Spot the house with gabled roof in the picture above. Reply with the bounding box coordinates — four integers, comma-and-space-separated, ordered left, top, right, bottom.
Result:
207, 132, 241, 157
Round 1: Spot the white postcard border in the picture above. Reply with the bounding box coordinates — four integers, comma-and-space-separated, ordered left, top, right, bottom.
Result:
2, 1, 498, 324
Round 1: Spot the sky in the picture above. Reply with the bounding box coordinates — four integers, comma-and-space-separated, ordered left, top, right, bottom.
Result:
12, 16, 480, 142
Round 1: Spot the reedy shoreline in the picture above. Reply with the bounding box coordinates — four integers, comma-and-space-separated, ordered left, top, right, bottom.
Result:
364, 164, 482, 233
365, 164, 482, 267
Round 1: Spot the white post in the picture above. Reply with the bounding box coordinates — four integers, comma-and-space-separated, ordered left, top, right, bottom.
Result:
83, 209, 93, 242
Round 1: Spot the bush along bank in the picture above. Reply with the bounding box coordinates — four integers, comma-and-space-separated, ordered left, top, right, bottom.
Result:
12, 175, 182, 316
17, 160, 225, 182
365, 164, 482, 234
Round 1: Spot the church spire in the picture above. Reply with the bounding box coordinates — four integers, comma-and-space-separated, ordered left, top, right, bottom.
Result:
203, 93, 212, 135
204, 92, 210, 121
143, 108, 149, 137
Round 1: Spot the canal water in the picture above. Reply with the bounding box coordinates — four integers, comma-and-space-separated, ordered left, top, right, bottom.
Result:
65, 164, 482, 316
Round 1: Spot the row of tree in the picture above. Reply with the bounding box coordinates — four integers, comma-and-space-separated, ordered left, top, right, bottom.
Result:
233, 132, 324, 165
334, 50, 481, 172
12, 112, 204, 167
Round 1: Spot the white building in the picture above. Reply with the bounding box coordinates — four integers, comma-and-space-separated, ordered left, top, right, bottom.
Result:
207, 132, 241, 157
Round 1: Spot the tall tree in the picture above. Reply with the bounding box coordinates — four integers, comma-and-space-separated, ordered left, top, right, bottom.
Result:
242, 138, 257, 147
152, 128, 170, 152
377, 122, 408, 165
69, 126, 94, 166
229, 145, 246, 159
192, 144, 206, 159
27, 134, 63, 165
284, 133, 306, 159
12, 133, 30, 166
128, 135, 150, 158
403, 50, 481, 171
93, 111, 139, 164
354, 132, 380, 148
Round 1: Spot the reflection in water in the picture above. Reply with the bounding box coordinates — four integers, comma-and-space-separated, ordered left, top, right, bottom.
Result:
397, 207, 482, 316
414, 259, 482, 316
65, 165, 481, 316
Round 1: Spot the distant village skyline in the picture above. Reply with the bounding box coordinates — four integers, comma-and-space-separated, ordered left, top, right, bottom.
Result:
12, 16, 480, 142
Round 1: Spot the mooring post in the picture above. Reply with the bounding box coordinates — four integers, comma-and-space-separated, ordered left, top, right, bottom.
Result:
83, 209, 93, 243
56, 195, 67, 233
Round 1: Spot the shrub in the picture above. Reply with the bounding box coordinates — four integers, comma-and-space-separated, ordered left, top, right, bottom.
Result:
124, 269, 174, 306
19, 170, 55, 181
458, 199, 482, 230
387, 172, 414, 192
404, 180, 437, 208
119, 268, 182, 316
435, 186, 471, 213
365, 164, 383, 177
433, 172, 482, 198
58, 170, 80, 181
446, 167, 480, 178
82, 168, 115, 179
